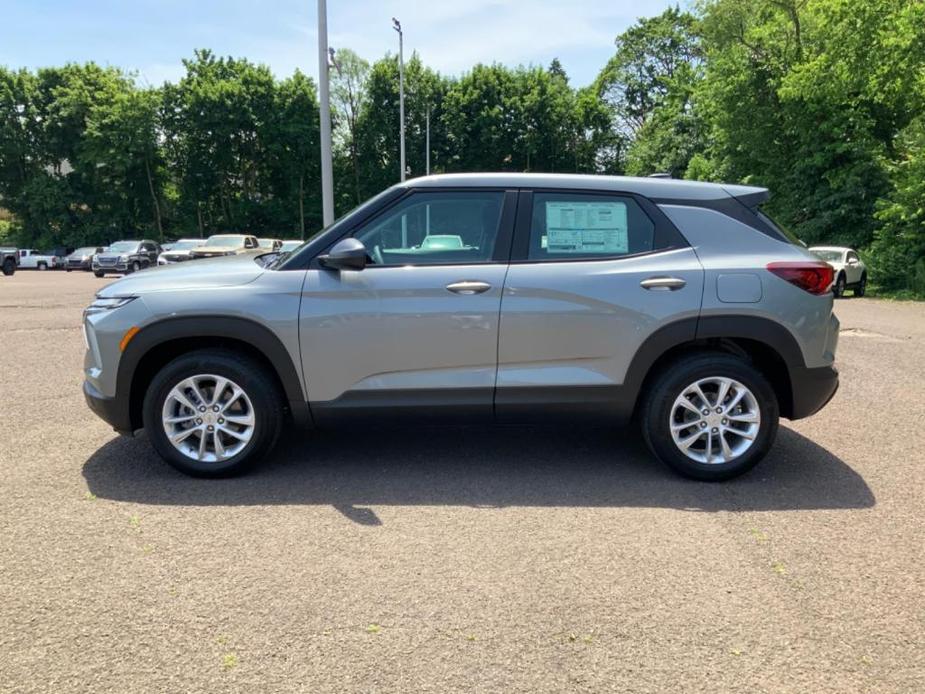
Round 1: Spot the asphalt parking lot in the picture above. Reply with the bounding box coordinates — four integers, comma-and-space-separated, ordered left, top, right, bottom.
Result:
1, 271, 922, 693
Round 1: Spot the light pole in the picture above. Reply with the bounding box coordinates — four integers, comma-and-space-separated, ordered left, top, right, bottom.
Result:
318, 0, 334, 227
425, 104, 430, 175
392, 17, 405, 182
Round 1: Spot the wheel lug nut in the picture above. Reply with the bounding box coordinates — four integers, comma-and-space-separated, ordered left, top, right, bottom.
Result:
722, 418, 728, 425
715, 407, 723, 414
218, 418, 224, 424
196, 418, 202, 425
711, 427, 718, 433
212, 405, 219, 412
199, 406, 206, 412
700, 422, 707, 428
207, 425, 214, 431
702, 409, 709, 416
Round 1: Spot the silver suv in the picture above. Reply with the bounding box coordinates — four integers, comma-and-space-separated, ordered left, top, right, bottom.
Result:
83, 174, 839, 480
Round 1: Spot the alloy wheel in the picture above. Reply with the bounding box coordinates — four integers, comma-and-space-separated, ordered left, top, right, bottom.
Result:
669, 376, 761, 464
161, 374, 256, 463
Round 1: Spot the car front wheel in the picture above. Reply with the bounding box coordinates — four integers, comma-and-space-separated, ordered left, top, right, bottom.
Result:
143, 350, 284, 477
641, 353, 779, 481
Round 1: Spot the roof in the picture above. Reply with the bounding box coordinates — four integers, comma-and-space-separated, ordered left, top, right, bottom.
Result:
809, 246, 852, 252
402, 173, 768, 203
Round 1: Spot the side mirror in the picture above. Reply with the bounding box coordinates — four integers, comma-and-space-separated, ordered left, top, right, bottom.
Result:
848, 258, 859, 265
319, 238, 368, 271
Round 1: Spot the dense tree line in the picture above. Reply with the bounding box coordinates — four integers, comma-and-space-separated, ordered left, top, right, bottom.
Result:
1, 0, 923, 293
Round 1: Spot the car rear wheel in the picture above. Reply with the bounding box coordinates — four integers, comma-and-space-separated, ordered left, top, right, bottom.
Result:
143, 350, 284, 477
2, 258, 14, 276
641, 353, 779, 481
855, 274, 867, 297
38, 262, 47, 271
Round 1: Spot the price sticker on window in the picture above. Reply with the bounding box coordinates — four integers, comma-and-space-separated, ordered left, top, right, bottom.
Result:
545, 201, 628, 254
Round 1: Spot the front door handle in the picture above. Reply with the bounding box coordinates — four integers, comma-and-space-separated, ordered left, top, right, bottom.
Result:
640, 276, 687, 291
446, 280, 492, 295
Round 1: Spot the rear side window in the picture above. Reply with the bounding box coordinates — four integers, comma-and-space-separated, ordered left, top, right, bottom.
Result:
527, 193, 657, 261
756, 209, 804, 246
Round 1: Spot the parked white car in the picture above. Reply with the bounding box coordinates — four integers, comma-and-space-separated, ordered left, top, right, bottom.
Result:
17, 249, 62, 270
157, 239, 202, 265
809, 246, 867, 297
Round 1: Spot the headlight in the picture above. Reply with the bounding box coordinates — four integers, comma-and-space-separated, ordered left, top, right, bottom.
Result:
119, 255, 129, 262
84, 296, 136, 315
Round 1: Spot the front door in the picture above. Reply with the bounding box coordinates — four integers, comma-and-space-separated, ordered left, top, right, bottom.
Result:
299, 188, 516, 423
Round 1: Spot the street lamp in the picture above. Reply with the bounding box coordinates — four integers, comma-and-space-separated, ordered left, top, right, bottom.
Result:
317, 0, 334, 227
392, 17, 406, 182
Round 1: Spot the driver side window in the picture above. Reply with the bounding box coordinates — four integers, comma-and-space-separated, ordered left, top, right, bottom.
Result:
354, 191, 504, 266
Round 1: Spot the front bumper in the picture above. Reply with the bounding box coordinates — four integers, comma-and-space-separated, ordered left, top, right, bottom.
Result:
93, 263, 129, 273
84, 380, 134, 435
789, 365, 839, 419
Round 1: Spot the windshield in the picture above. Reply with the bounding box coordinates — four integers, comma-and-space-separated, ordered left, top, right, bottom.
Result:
811, 249, 844, 262
108, 241, 138, 252
73, 247, 97, 255
170, 240, 200, 251
257, 239, 278, 248
205, 236, 244, 247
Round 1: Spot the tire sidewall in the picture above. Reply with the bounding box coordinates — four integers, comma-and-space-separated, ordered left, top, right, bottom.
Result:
643, 354, 779, 481
834, 274, 846, 297
142, 351, 282, 477
856, 275, 867, 297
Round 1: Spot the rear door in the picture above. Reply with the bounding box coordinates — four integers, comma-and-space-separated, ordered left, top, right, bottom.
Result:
299, 188, 516, 422
496, 189, 704, 421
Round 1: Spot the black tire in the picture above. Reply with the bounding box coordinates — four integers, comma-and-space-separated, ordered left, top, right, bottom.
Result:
128, 261, 140, 273
66, 268, 72, 272
1, 258, 14, 276
855, 274, 867, 297
833, 273, 846, 298
93, 270, 105, 278
37, 262, 47, 271
640, 352, 779, 481
142, 349, 284, 477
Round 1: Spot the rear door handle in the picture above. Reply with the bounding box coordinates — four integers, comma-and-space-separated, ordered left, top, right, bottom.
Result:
446, 280, 492, 295
640, 276, 686, 291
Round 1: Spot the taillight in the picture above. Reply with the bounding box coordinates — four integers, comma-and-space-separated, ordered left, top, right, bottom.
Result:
766, 261, 834, 295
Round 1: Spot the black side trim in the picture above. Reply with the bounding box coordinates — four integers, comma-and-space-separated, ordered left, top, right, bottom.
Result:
117, 317, 310, 429
311, 388, 494, 425
696, 315, 803, 366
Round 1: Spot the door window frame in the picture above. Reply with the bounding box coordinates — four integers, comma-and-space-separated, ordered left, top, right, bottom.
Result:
509, 188, 689, 264
308, 187, 519, 270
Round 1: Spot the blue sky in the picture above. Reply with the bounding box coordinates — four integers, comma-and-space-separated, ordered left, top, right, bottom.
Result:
1, 1, 679, 87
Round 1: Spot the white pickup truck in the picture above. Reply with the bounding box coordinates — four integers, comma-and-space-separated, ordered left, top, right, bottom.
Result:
17, 249, 63, 270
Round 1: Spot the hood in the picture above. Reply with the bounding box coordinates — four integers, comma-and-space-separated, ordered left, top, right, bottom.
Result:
98, 253, 267, 297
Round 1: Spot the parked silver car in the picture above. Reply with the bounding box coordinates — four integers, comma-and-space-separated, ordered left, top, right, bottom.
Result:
83, 174, 839, 480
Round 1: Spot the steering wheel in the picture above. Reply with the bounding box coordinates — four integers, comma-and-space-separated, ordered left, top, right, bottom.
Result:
371, 244, 384, 265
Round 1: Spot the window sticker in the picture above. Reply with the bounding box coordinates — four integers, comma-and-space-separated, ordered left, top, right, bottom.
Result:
545, 201, 628, 254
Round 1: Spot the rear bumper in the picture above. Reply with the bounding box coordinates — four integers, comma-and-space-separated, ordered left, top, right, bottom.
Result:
83, 380, 134, 435
789, 365, 839, 419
